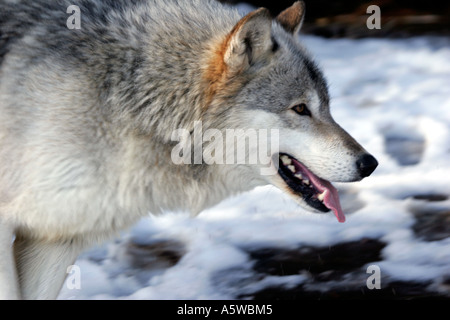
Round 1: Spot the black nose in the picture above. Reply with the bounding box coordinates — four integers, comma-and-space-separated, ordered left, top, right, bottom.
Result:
356, 154, 378, 178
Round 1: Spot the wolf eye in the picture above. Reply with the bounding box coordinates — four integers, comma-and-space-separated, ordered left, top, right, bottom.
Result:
292, 103, 311, 117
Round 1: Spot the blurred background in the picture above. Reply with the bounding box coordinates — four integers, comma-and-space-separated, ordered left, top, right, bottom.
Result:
220, 0, 450, 37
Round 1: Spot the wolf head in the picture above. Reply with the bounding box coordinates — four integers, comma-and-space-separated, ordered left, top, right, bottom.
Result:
201, 2, 378, 222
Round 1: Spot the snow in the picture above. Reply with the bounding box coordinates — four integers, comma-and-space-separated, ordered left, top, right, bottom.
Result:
58, 35, 450, 300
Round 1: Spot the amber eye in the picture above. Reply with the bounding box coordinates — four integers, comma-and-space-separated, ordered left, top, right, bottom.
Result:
292, 103, 311, 117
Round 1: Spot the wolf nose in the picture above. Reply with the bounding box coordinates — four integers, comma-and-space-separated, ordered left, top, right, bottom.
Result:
356, 154, 378, 178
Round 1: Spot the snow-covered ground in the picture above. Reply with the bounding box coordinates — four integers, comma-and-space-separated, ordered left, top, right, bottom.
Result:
58, 35, 450, 300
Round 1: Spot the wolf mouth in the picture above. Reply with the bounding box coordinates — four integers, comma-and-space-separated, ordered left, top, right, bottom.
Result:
277, 153, 346, 223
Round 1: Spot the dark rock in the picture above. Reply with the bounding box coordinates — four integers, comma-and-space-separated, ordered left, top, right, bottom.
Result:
411, 194, 448, 202
244, 281, 448, 300
411, 208, 450, 241
124, 239, 185, 271
248, 238, 386, 280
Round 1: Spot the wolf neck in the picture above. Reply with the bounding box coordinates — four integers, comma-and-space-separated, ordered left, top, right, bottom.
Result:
116, 135, 266, 216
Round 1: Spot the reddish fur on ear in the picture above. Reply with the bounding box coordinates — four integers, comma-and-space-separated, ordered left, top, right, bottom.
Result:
276, 1, 305, 34
202, 8, 272, 108
202, 36, 230, 107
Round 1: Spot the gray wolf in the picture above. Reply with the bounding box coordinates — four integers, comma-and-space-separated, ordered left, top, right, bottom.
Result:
0, 0, 378, 299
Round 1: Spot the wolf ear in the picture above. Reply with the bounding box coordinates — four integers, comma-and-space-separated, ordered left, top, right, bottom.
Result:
276, 1, 305, 35
223, 8, 273, 72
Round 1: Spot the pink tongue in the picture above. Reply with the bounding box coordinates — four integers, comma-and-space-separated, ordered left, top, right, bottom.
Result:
314, 178, 346, 223
292, 160, 346, 223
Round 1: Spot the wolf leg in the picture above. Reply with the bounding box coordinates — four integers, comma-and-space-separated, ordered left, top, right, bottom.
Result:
0, 220, 20, 300
14, 235, 83, 300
